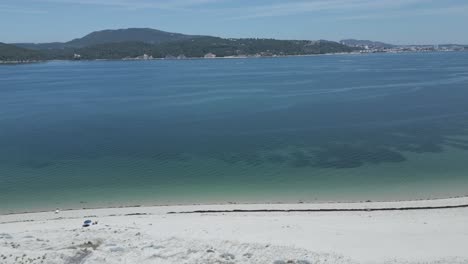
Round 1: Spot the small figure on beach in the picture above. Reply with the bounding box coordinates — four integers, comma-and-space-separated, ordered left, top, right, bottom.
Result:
55, 208, 60, 214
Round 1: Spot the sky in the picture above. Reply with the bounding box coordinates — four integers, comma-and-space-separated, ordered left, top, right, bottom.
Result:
1, 0, 468, 44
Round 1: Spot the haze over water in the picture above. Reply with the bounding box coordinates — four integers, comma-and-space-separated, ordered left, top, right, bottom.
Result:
1, 52, 468, 213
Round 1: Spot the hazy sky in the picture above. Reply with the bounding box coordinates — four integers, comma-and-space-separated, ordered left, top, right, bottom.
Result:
2, 0, 468, 44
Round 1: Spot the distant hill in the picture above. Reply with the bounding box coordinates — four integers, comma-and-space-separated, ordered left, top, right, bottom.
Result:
0, 42, 44, 61
66, 28, 200, 48
340, 39, 395, 49
3, 28, 358, 61
14, 28, 202, 50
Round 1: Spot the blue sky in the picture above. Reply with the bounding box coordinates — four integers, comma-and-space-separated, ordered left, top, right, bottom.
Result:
1, 0, 468, 44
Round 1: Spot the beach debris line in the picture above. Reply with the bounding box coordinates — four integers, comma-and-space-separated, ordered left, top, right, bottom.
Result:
167, 203, 468, 214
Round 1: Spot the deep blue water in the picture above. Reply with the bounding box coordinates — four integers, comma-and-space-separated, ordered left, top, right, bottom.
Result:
1, 52, 468, 213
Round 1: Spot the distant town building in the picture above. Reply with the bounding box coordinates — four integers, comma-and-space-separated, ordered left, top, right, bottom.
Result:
204, 53, 216, 58
73, 54, 81, 60
134, 54, 153, 60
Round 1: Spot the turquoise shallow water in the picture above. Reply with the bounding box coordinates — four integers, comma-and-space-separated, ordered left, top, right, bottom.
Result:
1, 52, 468, 213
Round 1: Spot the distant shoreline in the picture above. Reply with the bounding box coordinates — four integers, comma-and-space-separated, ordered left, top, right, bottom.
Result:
0, 52, 356, 64
2, 50, 466, 65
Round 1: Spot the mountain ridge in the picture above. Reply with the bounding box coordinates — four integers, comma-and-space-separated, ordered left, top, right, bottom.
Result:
14, 28, 203, 50
66, 28, 202, 48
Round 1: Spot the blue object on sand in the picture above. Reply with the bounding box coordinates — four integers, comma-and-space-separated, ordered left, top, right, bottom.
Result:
84, 220, 92, 224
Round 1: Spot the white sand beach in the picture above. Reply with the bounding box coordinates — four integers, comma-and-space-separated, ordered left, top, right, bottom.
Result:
1, 197, 468, 264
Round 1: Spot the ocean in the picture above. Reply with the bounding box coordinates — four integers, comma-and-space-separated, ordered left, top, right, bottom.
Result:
1, 52, 468, 213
